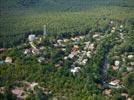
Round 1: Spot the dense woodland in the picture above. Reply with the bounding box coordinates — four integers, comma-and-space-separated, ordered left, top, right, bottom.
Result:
0, 0, 134, 100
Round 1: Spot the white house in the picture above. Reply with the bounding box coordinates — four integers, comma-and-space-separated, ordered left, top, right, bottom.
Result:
30, 82, 39, 90
114, 60, 120, 67
28, 35, 36, 42
24, 49, 31, 55
38, 57, 45, 63
5, 57, 12, 63
109, 79, 120, 86
128, 55, 133, 59
86, 51, 91, 58
70, 67, 81, 75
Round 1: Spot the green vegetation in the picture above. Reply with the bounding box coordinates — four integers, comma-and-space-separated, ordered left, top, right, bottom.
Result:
0, 0, 134, 100
0, 0, 134, 47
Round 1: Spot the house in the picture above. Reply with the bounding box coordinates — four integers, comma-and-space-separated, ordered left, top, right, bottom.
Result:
86, 51, 91, 58
11, 88, 27, 99
112, 27, 116, 30
68, 53, 75, 59
120, 33, 124, 39
38, 57, 45, 63
114, 60, 120, 67
0, 87, 5, 94
93, 33, 100, 38
127, 98, 132, 100
63, 39, 69, 43
24, 49, 31, 55
121, 93, 128, 98
127, 66, 133, 72
53, 43, 59, 47
39, 46, 45, 50
64, 56, 68, 60
111, 27, 116, 33
70, 67, 81, 75
28, 34, 36, 42
55, 64, 60, 68
128, 55, 133, 59
5, 57, 12, 64
61, 48, 66, 51
80, 59, 88, 65
112, 65, 119, 70
109, 79, 120, 86
57, 39, 62, 45
30, 82, 38, 90
79, 36, 85, 40
84, 41, 90, 50
71, 45, 79, 52
110, 21, 114, 25
88, 43, 95, 50
103, 89, 112, 97
120, 25, 123, 28
68, 51, 78, 59
32, 48, 40, 55
71, 37, 76, 41
0, 48, 6, 52
130, 62, 134, 66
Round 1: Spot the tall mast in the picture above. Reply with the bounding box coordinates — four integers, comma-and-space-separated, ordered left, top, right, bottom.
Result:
43, 25, 47, 36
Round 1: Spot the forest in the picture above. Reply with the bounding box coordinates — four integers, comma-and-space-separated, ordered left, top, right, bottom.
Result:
0, 0, 134, 100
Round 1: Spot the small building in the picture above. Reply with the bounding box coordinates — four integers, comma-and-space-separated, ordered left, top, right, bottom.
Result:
120, 25, 123, 28
5, 57, 12, 64
130, 62, 134, 66
121, 93, 128, 98
127, 66, 133, 72
127, 98, 132, 100
70, 67, 81, 75
55, 64, 60, 68
30, 82, 38, 90
61, 48, 66, 51
112, 65, 119, 70
114, 60, 120, 67
39, 46, 45, 50
93, 34, 100, 38
103, 89, 112, 97
32, 48, 40, 55
80, 59, 88, 65
120, 33, 124, 39
53, 43, 59, 47
0, 48, 6, 52
86, 51, 91, 58
57, 39, 62, 45
11, 88, 27, 99
38, 57, 45, 63
128, 55, 133, 59
109, 79, 120, 86
72, 45, 79, 52
24, 49, 31, 55
79, 36, 85, 40
64, 56, 68, 60
63, 39, 69, 43
111, 27, 116, 33
88, 43, 95, 50
28, 34, 36, 42
68, 53, 75, 59
0, 87, 5, 94
68, 51, 78, 59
